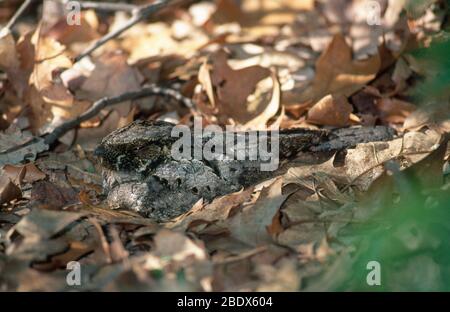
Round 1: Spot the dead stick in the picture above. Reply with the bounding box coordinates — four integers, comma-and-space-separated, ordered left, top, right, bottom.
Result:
43, 85, 194, 146
0, 85, 194, 156
78, 1, 138, 13
3, 0, 36, 31
74, 0, 172, 62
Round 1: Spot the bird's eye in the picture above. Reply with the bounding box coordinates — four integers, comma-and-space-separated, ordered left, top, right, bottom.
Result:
135, 144, 148, 151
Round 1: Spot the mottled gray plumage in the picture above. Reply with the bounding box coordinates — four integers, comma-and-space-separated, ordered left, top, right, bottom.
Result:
95, 120, 395, 222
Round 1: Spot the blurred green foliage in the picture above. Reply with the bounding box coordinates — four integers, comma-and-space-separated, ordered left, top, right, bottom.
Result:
338, 143, 450, 291
407, 32, 450, 107
332, 1, 450, 291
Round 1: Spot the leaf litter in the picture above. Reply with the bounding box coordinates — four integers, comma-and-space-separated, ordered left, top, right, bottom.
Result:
0, 0, 449, 291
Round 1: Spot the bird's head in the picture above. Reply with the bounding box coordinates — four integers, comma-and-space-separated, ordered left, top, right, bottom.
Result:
94, 120, 177, 173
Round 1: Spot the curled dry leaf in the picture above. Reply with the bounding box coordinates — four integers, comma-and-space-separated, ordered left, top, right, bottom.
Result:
375, 98, 416, 124
13, 209, 85, 240
307, 94, 353, 127
285, 129, 442, 193
0, 30, 27, 97
29, 26, 74, 119
120, 22, 209, 64
244, 70, 281, 129
0, 30, 20, 72
296, 34, 381, 105
198, 50, 280, 127
169, 187, 255, 232
224, 178, 293, 246
3, 163, 46, 185
0, 174, 21, 205
45, 10, 100, 46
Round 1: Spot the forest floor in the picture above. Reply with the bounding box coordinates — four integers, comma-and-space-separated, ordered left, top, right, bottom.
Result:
0, 0, 449, 291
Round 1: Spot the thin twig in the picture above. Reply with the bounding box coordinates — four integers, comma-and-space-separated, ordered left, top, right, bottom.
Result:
78, 1, 138, 13
3, 0, 35, 31
0, 85, 194, 156
74, 0, 173, 62
43, 85, 195, 146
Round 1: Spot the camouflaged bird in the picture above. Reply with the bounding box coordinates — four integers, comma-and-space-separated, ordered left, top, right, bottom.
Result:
94, 120, 395, 222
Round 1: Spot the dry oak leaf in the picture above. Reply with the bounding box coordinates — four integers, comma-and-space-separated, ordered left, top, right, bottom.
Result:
256, 1, 313, 26
297, 34, 381, 104
120, 22, 209, 63
0, 174, 21, 205
212, 0, 314, 38
198, 50, 275, 125
244, 70, 281, 129
30, 180, 79, 211
29, 27, 74, 116
13, 209, 85, 240
224, 177, 293, 246
307, 94, 353, 127
3, 163, 46, 185
45, 10, 100, 46
0, 31, 36, 101
169, 187, 255, 232
77, 52, 144, 117
0, 29, 27, 97
375, 98, 416, 124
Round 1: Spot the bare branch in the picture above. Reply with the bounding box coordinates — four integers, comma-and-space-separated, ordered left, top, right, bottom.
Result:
78, 1, 138, 13
2, 0, 36, 32
74, 0, 173, 63
43, 85, 194, 146
0, 85, 194, 157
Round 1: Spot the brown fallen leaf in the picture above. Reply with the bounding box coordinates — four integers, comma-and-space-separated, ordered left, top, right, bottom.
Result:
77, 51, 144, 117
40, 241, 94, 270
169, 187, 254, 232
0, 174, 21, 205
296, 34, 381, 105
307, 94, 353, 127
119, 19, 208, 64
0, 30, 27, 97
211, 0, 314, 40
8, 237, 70, 265
3, 163, 46, 185
224, 178, 292, 246
375, 98, 416, 124
285, 129, 442, 194
45, 10, 100, 46
354, 167, 398, 222
13, 209, 85, 240
29, 25, 74, 120
30, 180, 79, 210
198, 50, 274, 125
244, 70, 281, 129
